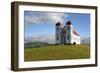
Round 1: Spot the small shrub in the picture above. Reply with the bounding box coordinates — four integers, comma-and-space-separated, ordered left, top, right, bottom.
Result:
73, 42, 76, 45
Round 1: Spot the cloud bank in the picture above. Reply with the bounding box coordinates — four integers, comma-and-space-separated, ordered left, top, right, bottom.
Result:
24, 11, 68, 24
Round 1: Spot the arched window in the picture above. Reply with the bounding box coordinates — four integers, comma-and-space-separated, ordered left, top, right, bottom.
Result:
57, 28, 59, 31
67, 35, 70, 40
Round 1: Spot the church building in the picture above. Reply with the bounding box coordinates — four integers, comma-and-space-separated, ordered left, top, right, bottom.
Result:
56, 21, 81, 44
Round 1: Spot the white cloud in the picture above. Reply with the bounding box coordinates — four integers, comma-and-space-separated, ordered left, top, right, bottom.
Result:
24, 12, 68, 24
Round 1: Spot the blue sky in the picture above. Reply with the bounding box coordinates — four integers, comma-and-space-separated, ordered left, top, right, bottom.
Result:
24, 11, 90, 42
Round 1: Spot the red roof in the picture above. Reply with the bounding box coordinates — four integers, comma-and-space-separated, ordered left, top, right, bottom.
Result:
73, 30, 79, 36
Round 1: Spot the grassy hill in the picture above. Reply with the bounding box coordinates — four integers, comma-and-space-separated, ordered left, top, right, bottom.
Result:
24, 44, 90, 61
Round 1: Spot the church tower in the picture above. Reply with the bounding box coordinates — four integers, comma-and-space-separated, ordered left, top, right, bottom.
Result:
65, 21, 73, 44
55, 22, 62, 44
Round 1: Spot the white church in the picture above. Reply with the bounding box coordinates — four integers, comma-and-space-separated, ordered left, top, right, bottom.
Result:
56, 21, 81, 44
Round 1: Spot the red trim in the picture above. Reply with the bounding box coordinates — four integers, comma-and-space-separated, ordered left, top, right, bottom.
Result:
73, 30, 79, 36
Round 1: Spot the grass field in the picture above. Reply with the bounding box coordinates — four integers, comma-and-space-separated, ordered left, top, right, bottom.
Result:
24, 45, 90, 61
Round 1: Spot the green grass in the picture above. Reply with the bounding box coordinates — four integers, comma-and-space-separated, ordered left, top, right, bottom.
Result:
24, 45, 90, 61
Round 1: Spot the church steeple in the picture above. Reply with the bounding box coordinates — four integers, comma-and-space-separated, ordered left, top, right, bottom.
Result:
55, 22, 62, 44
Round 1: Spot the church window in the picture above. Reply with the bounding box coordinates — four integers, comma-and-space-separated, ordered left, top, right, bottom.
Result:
57, 28, 59, 31
67, 35, 70, 40
57, 36, 59, 40
67, 26, 70, 30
